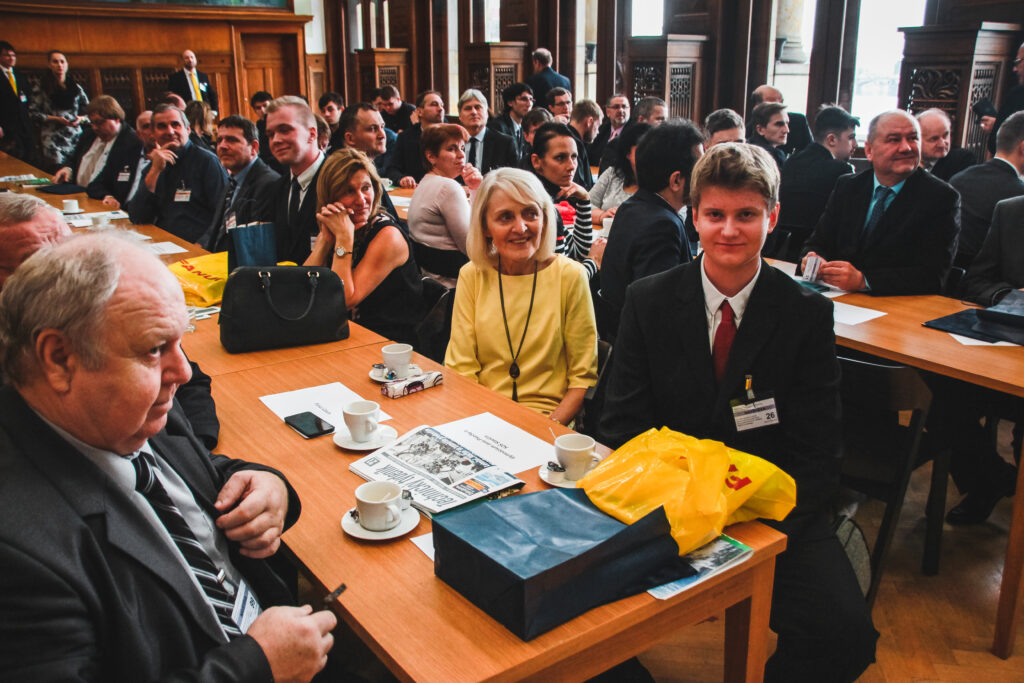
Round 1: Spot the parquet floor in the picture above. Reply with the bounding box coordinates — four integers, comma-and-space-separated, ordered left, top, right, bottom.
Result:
640, 425, 1024, 682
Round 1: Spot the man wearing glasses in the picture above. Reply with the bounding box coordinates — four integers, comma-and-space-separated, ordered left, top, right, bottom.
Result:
589, 94, 630, 164
981, 41, 1024, 155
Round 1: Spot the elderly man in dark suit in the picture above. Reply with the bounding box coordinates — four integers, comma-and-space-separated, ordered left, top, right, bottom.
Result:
916, 108, 976, 182
778, 106, 859, 259
168, 49, 219, 113
525, 47, 570, 109
602, 142, 877, 683
0, 40, 32, 161
802, 109, 960, 295
949, 110, 1024, 268
0, 233, 336, 681
457, 88, 518, 174
598, 120, 704, 341
53, 95, 143, 209
200, 115, 280, 254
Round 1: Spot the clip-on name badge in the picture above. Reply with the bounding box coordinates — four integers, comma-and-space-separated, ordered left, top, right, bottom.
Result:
730, 374, 779, 432
174, 181, 191, 203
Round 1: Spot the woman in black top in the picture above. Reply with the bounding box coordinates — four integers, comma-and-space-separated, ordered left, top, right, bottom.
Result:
305, 148, 423, 345
28, 50, 88, 171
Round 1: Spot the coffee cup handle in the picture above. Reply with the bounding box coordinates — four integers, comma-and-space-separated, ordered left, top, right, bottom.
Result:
367, 416, 378, 434
386, 502, 401, 524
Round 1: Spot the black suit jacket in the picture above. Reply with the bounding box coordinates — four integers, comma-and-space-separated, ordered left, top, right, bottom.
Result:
600, 259, 841, 529
168, 69, 219, 112
801, 167, 960, 295
201, 157, 282, 252
780, 112, 812, 156
963, 195, 1024, 306
599, 188, 690, 336
748, 132, 787, 170
381, 101, 415, 134
0, 68, 32, 158
0, 387, 298, 681
488, 112, 526, 161
778, 142, 854, 238
272, 165, 323, 264
949, 158, 1024, 263
526, 67, 571, 108
467, 127, 518, 175
568, 125, 594, 189
929, 147, 976, 182
63, 125, 144, 205
989, 83, 1024, 155
387, 123, 426, 184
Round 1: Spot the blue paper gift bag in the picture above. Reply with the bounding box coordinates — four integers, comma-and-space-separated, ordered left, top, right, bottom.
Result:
432, 488, 693, 640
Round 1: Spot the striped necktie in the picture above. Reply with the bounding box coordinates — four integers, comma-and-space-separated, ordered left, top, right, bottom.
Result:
189, 71, 203, 102
132, 450, 241, 638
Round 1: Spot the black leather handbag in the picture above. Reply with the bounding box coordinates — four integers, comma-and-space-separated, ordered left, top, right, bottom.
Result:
219, 266, 350, 353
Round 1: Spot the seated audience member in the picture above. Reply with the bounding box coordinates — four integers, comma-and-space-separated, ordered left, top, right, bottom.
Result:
185, 99, 215, 151
518, 107, 554, 170
917, 108, 976, 181
126, 103, 227, 244
599, 119, 704, 340
588, 93, 630, 166
318, 91, 344, 135
408, 124, 482, 284
704, 108, 745, 147
250, 90, 283, 174
489, 82, 534, 161
0, 231, 336, 681
601, 142, 878, 683
266, 96, 325, 264
376, 84, 416, 134
924, 194, 1024, 525
53, 95, 143, 208
598, 96, 667, 173
200, 115, 281, 253
747, 102, 789, 170
749, 84, 812, 154
526, 47, 571, 108
529, 122, 599, 278
459, 89, 519, 174
304, 148, 422, 345
778, 105, 858, 259
589, 122, 651, 225
446, 168, 598, 424
546, 86, 573, 122
567, 99, 602, 189
314, 113, 331, 151
948, 110, 1024, 268
802, 110, 960, 295
388, 90, 446, 188
336, 102, 403, 222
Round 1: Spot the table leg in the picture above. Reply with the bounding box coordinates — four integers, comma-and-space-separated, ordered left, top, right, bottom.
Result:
724, 557, 775, 683
993, 442, 1024, 658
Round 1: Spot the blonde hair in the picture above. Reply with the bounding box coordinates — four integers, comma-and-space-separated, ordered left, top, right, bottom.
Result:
689, 142, 779, 211
466, 168, 557, 269
316, 148, 384, 219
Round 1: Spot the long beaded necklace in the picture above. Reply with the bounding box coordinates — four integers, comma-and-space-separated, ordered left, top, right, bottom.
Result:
496, 256, 538, 402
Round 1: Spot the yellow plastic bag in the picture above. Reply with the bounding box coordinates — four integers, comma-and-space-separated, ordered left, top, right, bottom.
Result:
579, 427, 796, 555
167, 252, 228, 307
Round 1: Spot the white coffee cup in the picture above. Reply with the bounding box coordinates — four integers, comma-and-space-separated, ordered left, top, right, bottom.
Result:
62, 199, 80, 213
555, 433, 597, 481
343, 400, 379, 442
91, 214, 112, 230
355, 481, 405, 531
382, 343, 413, 380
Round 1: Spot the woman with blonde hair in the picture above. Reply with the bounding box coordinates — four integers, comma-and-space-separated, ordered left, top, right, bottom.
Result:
305, 148, 422, 345
445, 167, 598, 424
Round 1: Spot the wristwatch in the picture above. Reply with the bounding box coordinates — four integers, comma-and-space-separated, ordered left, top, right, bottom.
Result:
335, 245, 350, 258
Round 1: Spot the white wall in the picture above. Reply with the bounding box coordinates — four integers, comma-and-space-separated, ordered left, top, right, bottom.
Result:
294, 0, 327, 54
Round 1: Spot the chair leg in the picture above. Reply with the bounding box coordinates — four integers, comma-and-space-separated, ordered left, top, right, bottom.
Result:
923, 450, 950, 576
866, 500, 903, 608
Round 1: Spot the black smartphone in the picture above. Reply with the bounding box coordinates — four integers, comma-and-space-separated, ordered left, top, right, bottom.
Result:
284, 411, 334, 439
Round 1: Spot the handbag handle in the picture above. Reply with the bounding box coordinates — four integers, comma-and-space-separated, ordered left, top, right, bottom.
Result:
259, 270, 320, 321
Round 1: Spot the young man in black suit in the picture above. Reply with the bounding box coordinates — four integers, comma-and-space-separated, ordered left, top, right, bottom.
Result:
601, 142, 878, 683
747, 102, 789, 170
53, 95, 144, 209
778, 105, 858, 259
488, 82, 534, 161
167, 49, 219, 113
802, 109, 960, 296
749, 84, 812, 155
0, 40, 32, 162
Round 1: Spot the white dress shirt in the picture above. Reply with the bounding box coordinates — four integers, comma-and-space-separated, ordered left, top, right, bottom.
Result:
700, 257, 761, 349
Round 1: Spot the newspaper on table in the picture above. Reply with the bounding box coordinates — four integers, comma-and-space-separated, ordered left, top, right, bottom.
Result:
647, 534, 753, 599
349, 413, 553, 515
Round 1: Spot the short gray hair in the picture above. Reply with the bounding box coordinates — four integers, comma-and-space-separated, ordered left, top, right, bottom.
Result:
458, 89, 488, 112
0, 233, 132, 385
466, 168, 556, 269
915, 108, 950, 126
152, 103, 188, 127
0, 193, 60, 229
867, 109, 918, 144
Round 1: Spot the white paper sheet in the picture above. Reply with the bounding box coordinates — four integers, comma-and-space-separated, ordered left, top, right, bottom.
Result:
0, 174, 36, 182
949, 333, 1018, 347
260, 382, 392, 425
147, 242, 188, 255
65, 217, 93, 228
433, 412, 554, 475
410, 533, 435, 560
83, 210, 129, 220
832, 301, 887, 326
389, 194, 412, 207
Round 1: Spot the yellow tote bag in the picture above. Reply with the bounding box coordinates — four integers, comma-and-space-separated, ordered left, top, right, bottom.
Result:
167, 252, 228, 307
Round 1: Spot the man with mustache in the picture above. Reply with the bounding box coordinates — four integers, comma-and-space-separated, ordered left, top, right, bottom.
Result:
801, 110, 959, 295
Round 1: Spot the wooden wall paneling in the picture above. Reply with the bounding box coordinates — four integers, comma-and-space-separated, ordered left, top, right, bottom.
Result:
306, 54, 328, 107
387, 0, 434, 98
664, 0, 712, 36
463, 42, 528, 111
322, 0, 346, 102
596, 0, 628, 103
806, 0, 849, 123
626, 35, 706, 120
931, 0, 1024, 26
355, 48, 410, 102
501, 0, 533, 44
432, 0, 450, 104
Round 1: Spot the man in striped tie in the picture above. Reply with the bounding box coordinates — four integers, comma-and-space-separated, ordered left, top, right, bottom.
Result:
168, 49, 220, 115
0, 232, 336, 681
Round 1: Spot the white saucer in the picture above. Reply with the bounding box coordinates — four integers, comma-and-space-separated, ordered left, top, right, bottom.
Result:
369, 364, 422, 382
341, 506, 421, 540
539, 464, 581, 488
62, 208, 85, 215
333, 424, 398, 451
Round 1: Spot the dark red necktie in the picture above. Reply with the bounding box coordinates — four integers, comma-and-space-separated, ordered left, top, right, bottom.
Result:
712, 300, 735, 383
